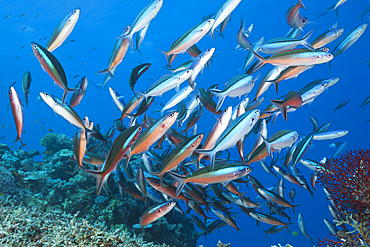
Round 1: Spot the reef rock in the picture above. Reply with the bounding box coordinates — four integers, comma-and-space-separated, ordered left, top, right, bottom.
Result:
0, 165, 20, 195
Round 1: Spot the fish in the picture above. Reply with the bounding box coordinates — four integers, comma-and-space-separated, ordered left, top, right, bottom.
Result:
311, 27, 344, 49
22, 26, 26, 32
319, 0, 347, 18
128, 112, 179, 161
211, 208, 241, 233
129, 63, 151, 94
260, 30, 314, 54
258, 187, 300, 215
169, 163, 253, 197
133, 23, 149, 55
250, 49, 334, 74
196, 109, 260, 168
359, 95, 370, 109
4, 14, 11, 20
72, 129, 87, 173
18, 14, 25, 18
285, 0, 307, 30
359, 4, 370, 20
249, 211, 293, 232
96, 26, 131, 81
313, 130, 349, 140
137, 168, 147, 205
197, 87, 222, 115
262, 226, 285, 237
157, 16, 215, 67
84, 125, 142, 195
263, 130, 298, 158
109, 87, 126, 112
150, 133, 203, 184
211, 0, 242, 41
31, 42, 79, 106
332, 141, 347, 158
161, 85, 193, 116
209, 74, 255, 112
235, 15, 252, 50
241, 37, 264, 70
39, 92, 92, 134
333, 98, 350, 113
270, 91, 303, 122
69, 77, 88, 107
22, 71, 32, 106
117, 94, 144, 122
118, 0, 163, 48
196, 106, 232, 167
33, 13, 39, 19
46, 8, 80, 52
136, 70, 193, 99
329, 23, 368, 68
9, 85, 26, 147
298, 213, 315, 244
188, 48, 215, 89
139, 201, 176, 232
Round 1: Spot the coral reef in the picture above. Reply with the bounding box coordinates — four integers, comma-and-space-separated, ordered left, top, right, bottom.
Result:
0, 195, 169, 247
317, 149, 370, 246
40, 133, 72, 154
0, 137, 200, 246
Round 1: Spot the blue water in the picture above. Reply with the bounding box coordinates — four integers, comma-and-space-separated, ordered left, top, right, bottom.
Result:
1, 0, 370, 246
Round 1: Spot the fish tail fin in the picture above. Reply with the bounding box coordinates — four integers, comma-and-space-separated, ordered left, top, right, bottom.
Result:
360, 105, 364, 110
261, 136, 273, 158
211, 29, 216, 43
15, 136, 26, 147
298, 0, 306, 10
300, 29, 314, 50
249, 50, 266, 73
196, 149, 216, 169
25, 94, 29, 106
72, 163, 85, 175
270, 100, 287, 122
335, 8, 340, 18
84, 169, 107, 196
291, 203, 302, 215
284, 222, 294, 233
90, 80, 106, 89
208, 89, 224, 112
95, 69, 115, 79
135, 91, 147, 100
167, 171, 187, 197
155, 47, 171, 67
61, 90, 67, 106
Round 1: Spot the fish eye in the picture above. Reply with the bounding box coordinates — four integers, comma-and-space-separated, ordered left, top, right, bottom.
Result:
326, 54, 332, 58
251, 117, 255, 121
302, 19, 307, 23
316, 56, 321, 60
191, 144, 195, 148
170, 113, 174, 117
157, 209, 161, 213
166, 202, 171, 206
207, 20, 211, 23
187, 70, 190, 73
200, 29, 204, 32
73, 10, 77, 14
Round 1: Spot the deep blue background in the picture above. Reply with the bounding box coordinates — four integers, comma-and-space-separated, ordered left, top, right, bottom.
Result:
1, 0, 370, 246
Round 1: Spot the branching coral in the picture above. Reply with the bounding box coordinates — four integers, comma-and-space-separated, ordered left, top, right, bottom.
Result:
317, 149, 370, 246
0, 196, 169, 247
